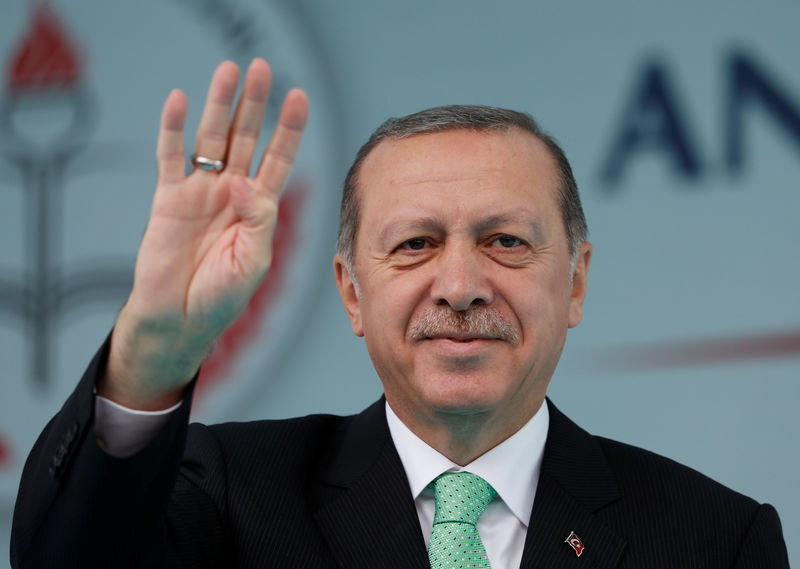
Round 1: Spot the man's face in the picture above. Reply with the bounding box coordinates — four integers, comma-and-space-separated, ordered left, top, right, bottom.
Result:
335, 128, 591, 436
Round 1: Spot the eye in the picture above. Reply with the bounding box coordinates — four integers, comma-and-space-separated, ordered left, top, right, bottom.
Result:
397, 237, 429, 251
494, 235, 524, 248
484, 233, 534, 266
399, 237, 428, 251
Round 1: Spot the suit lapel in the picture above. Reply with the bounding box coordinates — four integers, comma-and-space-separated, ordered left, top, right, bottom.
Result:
312, 398, 627, 569
519, 400, 627, 569
313, 399, 430, 569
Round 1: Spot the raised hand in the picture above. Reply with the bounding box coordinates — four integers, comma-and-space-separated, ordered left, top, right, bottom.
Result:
98, 59, 308, 410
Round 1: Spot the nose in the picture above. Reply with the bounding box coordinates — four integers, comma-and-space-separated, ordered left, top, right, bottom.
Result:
430, 242, 494, 312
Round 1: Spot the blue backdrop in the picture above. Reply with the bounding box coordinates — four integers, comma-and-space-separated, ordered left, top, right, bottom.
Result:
1, 1, 797, 565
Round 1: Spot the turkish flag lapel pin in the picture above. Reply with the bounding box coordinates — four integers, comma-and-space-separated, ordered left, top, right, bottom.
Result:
564, 531, 585, 557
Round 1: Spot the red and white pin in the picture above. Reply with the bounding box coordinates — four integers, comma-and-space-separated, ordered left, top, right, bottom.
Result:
564, 531, 585, 557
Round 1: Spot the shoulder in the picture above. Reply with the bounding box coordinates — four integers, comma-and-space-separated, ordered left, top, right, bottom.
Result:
170, 412, 360, 531
179, 397, 390, 488
185, 411, 356, 474
546, 399, 760, 512
594, 434, 760, 512
589, 436, 788, 566
543, 400, 789, 565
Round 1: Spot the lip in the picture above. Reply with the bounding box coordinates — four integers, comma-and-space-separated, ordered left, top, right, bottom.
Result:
424, 332, 500, 341
422, 336, 500, 356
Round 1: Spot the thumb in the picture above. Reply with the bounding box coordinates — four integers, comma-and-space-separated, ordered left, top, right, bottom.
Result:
229, 174, 278, 274
229, 174, 276, 228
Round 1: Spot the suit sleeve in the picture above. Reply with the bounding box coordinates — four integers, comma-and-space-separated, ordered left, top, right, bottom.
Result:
9, 336, 221, 569
732, 503, 790, 569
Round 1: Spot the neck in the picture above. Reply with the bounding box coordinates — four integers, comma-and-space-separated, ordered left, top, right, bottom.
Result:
389, 397, 545, 466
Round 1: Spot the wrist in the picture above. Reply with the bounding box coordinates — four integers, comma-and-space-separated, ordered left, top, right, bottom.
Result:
99, 307, 207, 410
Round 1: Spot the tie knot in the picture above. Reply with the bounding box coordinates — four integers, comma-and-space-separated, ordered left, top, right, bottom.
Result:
432, 472, 496, 526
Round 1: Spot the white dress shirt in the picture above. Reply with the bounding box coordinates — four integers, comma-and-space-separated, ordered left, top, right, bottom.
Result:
386, 401, 549, 569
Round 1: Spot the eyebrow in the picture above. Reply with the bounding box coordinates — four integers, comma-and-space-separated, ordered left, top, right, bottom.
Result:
474, 213, 541, 234
377, 216, 443, 247
476, 213, 548, 244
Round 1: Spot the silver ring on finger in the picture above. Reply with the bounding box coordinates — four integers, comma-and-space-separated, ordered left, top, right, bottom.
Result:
191, 154, 225, 172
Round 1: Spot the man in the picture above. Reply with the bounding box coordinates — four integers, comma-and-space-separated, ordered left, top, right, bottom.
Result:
11, 59, 789, 568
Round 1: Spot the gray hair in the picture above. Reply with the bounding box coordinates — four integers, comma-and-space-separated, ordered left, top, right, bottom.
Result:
336, 105, 588, 279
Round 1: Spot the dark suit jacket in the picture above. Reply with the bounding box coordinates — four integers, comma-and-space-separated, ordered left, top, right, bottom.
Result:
11, 340, 790, 568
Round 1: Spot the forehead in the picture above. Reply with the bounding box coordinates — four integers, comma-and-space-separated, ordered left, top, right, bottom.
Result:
356, 128, 562, 226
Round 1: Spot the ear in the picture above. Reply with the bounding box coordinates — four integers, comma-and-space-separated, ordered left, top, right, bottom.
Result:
567, 241, 593, 329
333, 254, 364, 337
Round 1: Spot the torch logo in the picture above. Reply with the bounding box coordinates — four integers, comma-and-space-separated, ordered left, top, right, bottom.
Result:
0, 2, 132, 389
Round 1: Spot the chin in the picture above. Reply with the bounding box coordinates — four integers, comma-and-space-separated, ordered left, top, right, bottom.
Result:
430, 403, 495, 417
422, 384, 506, 417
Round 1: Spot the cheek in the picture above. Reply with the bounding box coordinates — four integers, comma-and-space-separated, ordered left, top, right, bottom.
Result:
503, 276, 571, 333
360, 276, 417, 337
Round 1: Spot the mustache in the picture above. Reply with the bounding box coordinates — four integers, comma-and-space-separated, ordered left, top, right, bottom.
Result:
408, 306, 520, 343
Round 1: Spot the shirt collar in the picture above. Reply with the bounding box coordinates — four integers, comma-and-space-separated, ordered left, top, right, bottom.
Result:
385, 400, 549, 527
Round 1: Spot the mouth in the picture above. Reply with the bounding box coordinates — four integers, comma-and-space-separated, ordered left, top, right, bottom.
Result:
425, 334, 500, 343
420, 335, 501, 358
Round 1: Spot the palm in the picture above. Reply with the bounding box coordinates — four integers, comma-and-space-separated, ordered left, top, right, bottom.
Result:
104, 59, 308, 408
141, 171, 266, 326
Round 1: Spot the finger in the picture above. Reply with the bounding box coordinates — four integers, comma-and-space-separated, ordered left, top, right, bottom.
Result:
156, 89, 188, 186
193, 61, 240, 163
255, 88, 309, 197
225, 59, 272, 175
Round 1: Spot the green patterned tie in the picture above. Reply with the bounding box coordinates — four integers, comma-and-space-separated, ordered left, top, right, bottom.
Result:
428, 472, 497, 569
